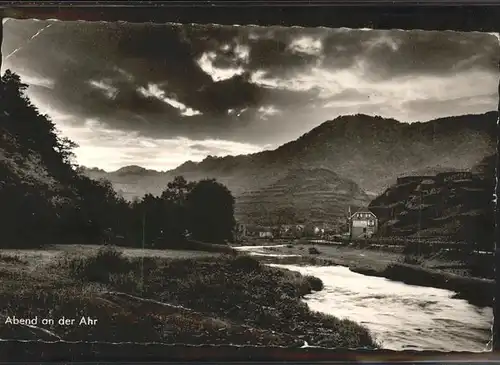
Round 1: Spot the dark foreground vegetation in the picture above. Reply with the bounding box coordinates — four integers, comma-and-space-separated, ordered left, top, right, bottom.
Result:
0, 247, 377, 348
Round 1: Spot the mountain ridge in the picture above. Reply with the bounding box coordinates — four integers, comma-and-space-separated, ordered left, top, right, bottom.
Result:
82, 111, 497, 200
83, 111, 498, 182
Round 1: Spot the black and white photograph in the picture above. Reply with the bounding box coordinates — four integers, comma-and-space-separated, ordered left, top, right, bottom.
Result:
0, 18, 497, 352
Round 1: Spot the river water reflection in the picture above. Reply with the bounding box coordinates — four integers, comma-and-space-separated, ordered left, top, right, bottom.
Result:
234, 245, 492, 351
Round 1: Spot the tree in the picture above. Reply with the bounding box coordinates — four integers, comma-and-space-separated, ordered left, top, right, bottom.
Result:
1, 70, 76, 185
0, 70, 136, 248
271, 207, 297, 237
186, 179, 236, 244
0, 70, 237, 250
161, 175, 195, 203
135, 193, 163, 248
155, 176, 195, 247
0, 70, 80, 247
55, 136, 79, 167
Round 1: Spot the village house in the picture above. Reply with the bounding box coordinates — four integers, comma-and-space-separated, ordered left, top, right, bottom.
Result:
313, 226, 325, 236
436, 171, 473, 183
347, 207, 378, 238
278, 224, 293, 237
243, 225, 274, 239
258, 227, 274, 239
301, 224, 324, 237
295, 224, 306, 234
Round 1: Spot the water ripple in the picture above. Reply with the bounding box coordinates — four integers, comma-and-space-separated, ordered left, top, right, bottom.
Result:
271, 264, 492, 352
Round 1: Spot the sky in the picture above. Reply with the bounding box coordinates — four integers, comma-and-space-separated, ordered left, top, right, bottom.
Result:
1, 19, 499, 171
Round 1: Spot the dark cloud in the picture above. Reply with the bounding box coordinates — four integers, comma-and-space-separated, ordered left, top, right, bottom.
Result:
184, 25, 325, 78
194, 73, 264, 114
321, 29, 498, 79
246, 37, 317, 77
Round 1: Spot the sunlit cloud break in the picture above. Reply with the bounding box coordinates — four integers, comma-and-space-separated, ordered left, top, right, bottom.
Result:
56, 119, 264, 171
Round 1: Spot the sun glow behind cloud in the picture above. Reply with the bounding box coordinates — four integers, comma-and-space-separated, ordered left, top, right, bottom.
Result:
252, 67, 498, 122
196, 43, 251, 82
288, 36, 324, 56
56, 118, 263, 171
19, 94, 262, 171
137, 83, 202, 116
197, 52, 246, 82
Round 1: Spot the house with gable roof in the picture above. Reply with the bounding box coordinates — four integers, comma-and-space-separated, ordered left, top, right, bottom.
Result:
347, 206, 378, 238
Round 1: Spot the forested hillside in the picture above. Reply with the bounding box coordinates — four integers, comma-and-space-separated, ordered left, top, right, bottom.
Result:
369, 155, 496, 250
0, 71, 235, 248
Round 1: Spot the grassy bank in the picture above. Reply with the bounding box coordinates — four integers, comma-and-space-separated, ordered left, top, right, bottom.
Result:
0, 247, 377, 349
257, 255, 339, 267
182, 239, 236, 254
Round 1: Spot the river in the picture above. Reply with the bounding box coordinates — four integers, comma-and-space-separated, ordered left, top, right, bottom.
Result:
235, 245, 493, 352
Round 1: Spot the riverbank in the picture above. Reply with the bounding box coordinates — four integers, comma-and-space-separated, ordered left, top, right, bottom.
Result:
0, 246, 377, 349
237, 243, 494, 308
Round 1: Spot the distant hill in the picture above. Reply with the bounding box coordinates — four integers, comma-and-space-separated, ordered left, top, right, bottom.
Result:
167, 111, 497, 194
80, 165, 164, 201
82, 111, 497, 223
369, 154, 496, 247
236, 168, 370, 225
114, 165, 162, 177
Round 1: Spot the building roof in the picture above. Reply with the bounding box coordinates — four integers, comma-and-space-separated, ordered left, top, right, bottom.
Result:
349, 208, 377, 219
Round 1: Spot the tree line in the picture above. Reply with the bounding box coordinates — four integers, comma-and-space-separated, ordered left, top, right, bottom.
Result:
0, 70, 235, 249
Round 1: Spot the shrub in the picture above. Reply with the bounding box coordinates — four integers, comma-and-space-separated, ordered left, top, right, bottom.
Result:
109, 271, 144, 292
467, 255, 494, 279
0, 254, 28, 265
305, 275, 324, 291
232, 254, 261, 271
66, 246, 133, 283
401, 254, 424, 265
308, 247, 321, 255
